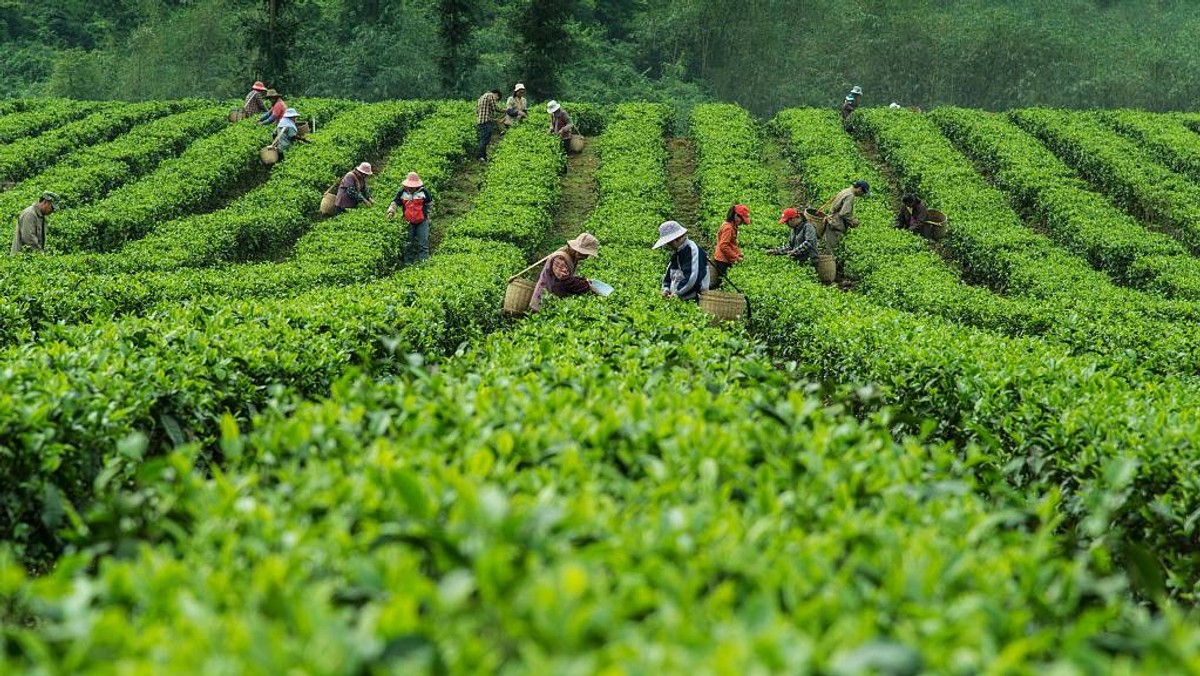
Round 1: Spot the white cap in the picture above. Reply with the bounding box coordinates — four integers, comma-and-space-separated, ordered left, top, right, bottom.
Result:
889, 102, 901, 109
515, 83, 526, 91
652, 220, 687, 249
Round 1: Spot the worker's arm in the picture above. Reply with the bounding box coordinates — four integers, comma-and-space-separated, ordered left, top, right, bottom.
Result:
715, 224, 737, 262
550, 255, 591, 295
386, 190, 402, 218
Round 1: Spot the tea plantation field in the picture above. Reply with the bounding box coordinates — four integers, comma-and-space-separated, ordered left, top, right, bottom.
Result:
4, 97, 1200, 672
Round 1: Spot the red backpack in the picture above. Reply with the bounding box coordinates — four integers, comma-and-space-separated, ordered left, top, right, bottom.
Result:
402, 192, 426, 224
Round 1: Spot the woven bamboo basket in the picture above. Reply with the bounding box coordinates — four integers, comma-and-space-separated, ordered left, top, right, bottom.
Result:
297, 121, 312, 137
228, 109, 248, 123
816, 254, 836, 284
804, 207, 827, 238
504, 278, 536, 315
259, 147, 281, 165
568, 134, 585, 154
924, 209, 948, 241
319, 192, 337, 216
699, 290, 747, 322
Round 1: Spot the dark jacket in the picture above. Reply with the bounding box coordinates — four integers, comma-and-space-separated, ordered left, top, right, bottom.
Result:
662, 239, 710, 301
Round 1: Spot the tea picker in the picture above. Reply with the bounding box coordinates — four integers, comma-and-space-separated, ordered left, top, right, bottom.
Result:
10, 191, 58, 255
767, 207, 819, 265
653, 220, 710, 302
504, 233, 606, 315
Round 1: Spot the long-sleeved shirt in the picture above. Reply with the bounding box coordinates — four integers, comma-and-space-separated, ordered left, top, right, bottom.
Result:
662, 239, 710, 301
273, 122, 297, 154
549, 109, 572, 137
827, 187, 859, 231
389, 187, 433, 223
714, 220, 743, 264
244, 90, 266, 114
10, 203, 45, 254
476, 92, 499, 124
895, 201, 929, 230
505, 95, 527, 121
840, 97, 859, 123
335, 171, 371, 210
530, 248, 591, 311
787, 222, 819, 263
260, 98, 287, 124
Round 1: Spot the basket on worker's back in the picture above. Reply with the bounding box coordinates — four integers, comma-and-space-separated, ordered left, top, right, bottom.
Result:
503, 254, 555, 315
924, 209, 948, 241
568, 134, 585, 154
228, 109, 248, 123
699, 290, 748, 323
259, 147, 280, 165
318, 179, 339, 216
504, 278, 536, 315
804, 207, 827, 239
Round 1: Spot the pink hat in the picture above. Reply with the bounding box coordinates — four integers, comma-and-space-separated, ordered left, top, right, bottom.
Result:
252, 81, 267, 91
402, 172, 423, 188
355, 162, 374, 176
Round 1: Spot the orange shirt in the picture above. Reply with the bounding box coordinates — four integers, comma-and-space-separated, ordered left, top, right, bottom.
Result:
714, 220, 743, 264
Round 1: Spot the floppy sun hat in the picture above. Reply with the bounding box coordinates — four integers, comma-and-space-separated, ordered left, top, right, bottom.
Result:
283, 108, 299, 118
547, 100, 561, 113
402, 172, 424, 189
356, 162, 374, 175
653, 220, 687, 249
252, 81, 267, 91
567, 232, 600, 257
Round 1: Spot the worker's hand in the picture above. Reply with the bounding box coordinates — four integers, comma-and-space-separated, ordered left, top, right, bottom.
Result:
387, 209, 396, 221
662, 290, 673, 299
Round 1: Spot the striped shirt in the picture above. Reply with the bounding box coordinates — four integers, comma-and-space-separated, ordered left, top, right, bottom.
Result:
476, 92, 499, 124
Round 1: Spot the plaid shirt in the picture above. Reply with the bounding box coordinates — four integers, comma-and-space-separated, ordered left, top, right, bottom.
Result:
476, 92, 499, 124
243, 90, 265, 114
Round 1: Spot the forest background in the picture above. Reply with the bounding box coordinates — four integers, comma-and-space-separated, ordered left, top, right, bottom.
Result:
1, 0, 1196, 119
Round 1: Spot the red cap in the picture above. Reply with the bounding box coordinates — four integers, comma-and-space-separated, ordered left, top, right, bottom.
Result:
252, 81, 267, 91
733, 204, 751, 224
779, 207, 800, 223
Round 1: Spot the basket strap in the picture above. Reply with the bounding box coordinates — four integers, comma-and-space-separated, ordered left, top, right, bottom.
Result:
507, 254, 554, 283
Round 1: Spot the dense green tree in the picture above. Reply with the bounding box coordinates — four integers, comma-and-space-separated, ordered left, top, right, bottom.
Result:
243, 0, 304, 89
436, 0, 478, 95
513, 0, 576, 96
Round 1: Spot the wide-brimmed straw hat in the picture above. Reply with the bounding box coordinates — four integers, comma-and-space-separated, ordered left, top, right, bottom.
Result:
265, 89, 280, 98
252, 81, 267, 91
653, 220, 687, 249
547, 100, 561, 113
283, 108, 299, 118
356, 162, 374, 175
402, 172, 423, 189
567, 232, 600, 257
850, 85, 863, 95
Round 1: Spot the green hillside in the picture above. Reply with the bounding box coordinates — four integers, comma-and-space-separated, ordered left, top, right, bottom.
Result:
3, 98, 1200, 672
